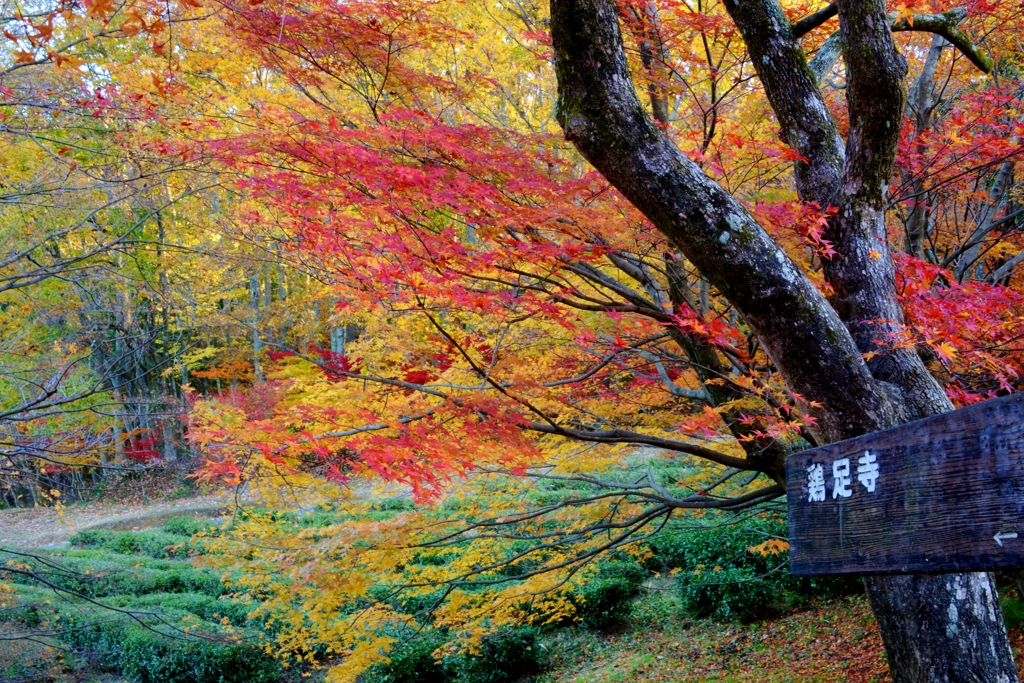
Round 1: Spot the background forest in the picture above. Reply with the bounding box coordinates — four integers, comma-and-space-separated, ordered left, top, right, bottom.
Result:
0, 0, 1023, 680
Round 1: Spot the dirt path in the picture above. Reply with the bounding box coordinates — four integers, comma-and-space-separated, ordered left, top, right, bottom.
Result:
0, 495, 232, 548
0, 476, 410, 549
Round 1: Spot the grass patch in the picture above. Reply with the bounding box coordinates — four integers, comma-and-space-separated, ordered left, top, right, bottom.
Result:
69, 529, 198, 559
1, 514, 277, 683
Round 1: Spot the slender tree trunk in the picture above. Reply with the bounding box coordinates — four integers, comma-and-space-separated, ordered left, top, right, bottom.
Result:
113, 413, 125, 463
548, 1, 1019, 680
904, 35, 946, 260
250, 274, 264, 381
162, 419, 177, 462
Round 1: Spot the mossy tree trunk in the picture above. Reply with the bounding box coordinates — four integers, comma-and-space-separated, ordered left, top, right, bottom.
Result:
549, 0, 1018, 680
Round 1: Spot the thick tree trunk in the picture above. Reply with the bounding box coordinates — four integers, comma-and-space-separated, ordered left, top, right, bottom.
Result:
548, 0, 1019, 680
867, 573, 1018, 683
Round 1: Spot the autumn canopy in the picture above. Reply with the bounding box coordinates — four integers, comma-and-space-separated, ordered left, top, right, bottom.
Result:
1, 0, 1023, 678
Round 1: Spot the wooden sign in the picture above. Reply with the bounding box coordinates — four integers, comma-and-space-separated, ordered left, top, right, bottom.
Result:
787, 392, 1024, 576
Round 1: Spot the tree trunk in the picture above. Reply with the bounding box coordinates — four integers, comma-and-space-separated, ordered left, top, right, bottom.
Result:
903, 35, 946, 260
548, 0, 1019, 680
162, 418, 177, 462
250, 273, 264, 381
867, 573, 1018, 682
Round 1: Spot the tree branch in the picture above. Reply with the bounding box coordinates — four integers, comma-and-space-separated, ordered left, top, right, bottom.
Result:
808, 31, 844, 83
524, 421, 752, 471
552, 0, 893, 444
806, 7, 993, 85
891, 8, 994, 74
792, 2, 838, 38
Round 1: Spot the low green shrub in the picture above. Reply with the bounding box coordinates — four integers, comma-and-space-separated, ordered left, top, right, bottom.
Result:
68, 529, 117, 547
117, 624, 279, 683
375, 497, 416, 512
288, 508, 343, 528
407, 550, 459, 568
3, 540, 273, 683
679, 566, 780, 622
392, 588, 448, 620
60, 610, 279, 683
645, 515, 860, 623
573, 561, 648, 630
108, 592, 256, 627
70, 529, 196, 559
447, 627, 545, 683
7, 550, 224, 599
346, 509, 410, 522
162, 516, 220, 537
644, 517, 788, 572
527, 477, 600, 507
0, 586, 57, 627
263, 506, 402, 529
361, 626, 545, 683
361, 628, 448, 683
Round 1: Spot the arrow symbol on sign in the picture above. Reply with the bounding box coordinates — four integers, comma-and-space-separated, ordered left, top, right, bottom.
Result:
994, 532, 1018, 547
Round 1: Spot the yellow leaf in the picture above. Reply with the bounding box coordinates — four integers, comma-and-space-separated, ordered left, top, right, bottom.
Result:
935, 341, 957, 362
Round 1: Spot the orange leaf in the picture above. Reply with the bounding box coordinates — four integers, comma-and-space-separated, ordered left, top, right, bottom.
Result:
894, 3, 915, 24
33, 20, 54, 42
85, 0, 116, 19
53, 54, 86, 70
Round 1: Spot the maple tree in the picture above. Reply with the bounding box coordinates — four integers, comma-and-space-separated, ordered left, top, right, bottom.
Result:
171, 0, 1024, 681
2, 0, 1024, 679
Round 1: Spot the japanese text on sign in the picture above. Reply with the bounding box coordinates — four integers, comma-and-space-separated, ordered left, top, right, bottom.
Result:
806, 451, 878, 503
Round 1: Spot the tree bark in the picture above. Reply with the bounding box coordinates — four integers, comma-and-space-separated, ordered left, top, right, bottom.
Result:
548, 0, 1019, 680
867, 573, 1018, 683
903, 34, 946, 260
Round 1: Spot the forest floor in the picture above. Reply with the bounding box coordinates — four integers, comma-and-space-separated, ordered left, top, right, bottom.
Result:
538, 593, 1024, 683
5, 487, 1024, 683
539, 593, 892, 683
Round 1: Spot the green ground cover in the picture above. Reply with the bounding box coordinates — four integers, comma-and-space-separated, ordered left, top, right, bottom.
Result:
5, 503, 1024, 683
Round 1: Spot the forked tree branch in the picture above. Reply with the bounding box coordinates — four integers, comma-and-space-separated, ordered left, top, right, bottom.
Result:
805, 7, 993, 81
891, 9, 993, 73
551, 0, 893, 445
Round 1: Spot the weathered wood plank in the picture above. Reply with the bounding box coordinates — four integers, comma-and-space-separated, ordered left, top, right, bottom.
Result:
787, 392, 1024, 576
